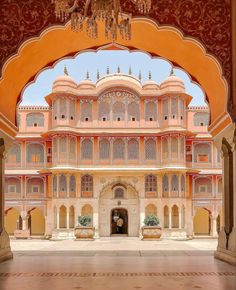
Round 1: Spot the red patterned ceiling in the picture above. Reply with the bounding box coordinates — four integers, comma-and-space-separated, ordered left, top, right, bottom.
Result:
0, 0, 232, 82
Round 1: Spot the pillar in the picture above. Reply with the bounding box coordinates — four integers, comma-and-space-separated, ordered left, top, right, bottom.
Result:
66, 174, 70, 198
93, 202, 99, 238
169, 210, 172, 229
57, 210, 60, 229
210, 213, 218, 238
0, 139, 13, 262
179, 208, 182, 229
66, 208, 69, 229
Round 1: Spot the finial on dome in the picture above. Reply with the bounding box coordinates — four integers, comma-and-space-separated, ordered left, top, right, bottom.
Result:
107, 66, 110, 74
139, 70, 142, 81
64, 65, 68, 76
117, 66, 120, 73
148, 71, 152, 80
170, 67, 175, 76
129, 66, 132, 75
97, 69, 100, 80
86, 71, 90, 79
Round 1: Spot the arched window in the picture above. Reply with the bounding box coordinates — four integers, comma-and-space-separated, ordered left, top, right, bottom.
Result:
164, 206, 169, 228
171, 97, 178, 118
59, 175, 67, 193
194, 143, 212, 163
81, 101, 92, 122
27, 177, 44, 194
128, 139, 139, 160
171, 137, 178, 159
128, 101, 140, 121
171, 175, 179, 192
163, 98, 169, 119
181, 175, 185, 192
113, 102, 125, 121
162, 175, 169, 192
145, 101, 157, 121
194, 177, 212, 193
53, 175, 57, 196
113, 138, 125, 159
26, 143, 44, 163
26, 113, 44, 127
69, 137, 76, 161
145, 174, 157, 192
69, 175, 76, 193
60, 98, 67, 119
99, 139, 110, 159
6, 143, 21, 164
172, 205, 179, 228
81, 175, 93, 197
52, 138, 58, 162
59, 136, 67, 160
81, 139, 93, 160
193, 112, 209, 126
81, 204, 93, 224
114, 187, 124, 199
162, 138, 169, 160
98, 101, 110, 121
53, 99, 59, 121
145, 139, 156, 160
5, 177, 21, 193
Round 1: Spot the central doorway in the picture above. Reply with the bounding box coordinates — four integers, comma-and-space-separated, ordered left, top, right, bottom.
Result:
111, 208, 128, 235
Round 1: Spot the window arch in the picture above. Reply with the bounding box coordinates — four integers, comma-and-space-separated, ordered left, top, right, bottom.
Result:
128, 101, 140, 121
98, 101, 110, 121
145, 101, 157, 121
162, 175, 169, 192
59, 174, 67, 192
99, 139, 110, 159
145, 139, 156, 160
6, 143, 21, 164
26, 113, 44, 127
171, 175, 179, 192
164, 206, 169, 228
26, 143, 44, 163
69, 175, 76, 195
113, 102, 125, 121
113, 138, 125, 159
114, 187, 125, 199
81, 101, 92, 122
27, 177, 44, 194
81, 139, 93, 160
194, 177, 212, 193
81, 175, 93, 197
128, 139, 139, 160
194, 143, 212, 163
145, 174, 157, 193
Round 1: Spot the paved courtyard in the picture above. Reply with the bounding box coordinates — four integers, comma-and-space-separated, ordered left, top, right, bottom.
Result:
0, 238, 235, 290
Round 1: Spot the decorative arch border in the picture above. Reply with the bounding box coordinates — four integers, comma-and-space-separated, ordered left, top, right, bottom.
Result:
0, 18, 231, 137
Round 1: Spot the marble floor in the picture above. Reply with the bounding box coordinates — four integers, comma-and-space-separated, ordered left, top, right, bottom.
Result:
0, 238, 235, 290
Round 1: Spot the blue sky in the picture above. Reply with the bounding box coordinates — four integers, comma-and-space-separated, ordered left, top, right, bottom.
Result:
21, 51, 207, 106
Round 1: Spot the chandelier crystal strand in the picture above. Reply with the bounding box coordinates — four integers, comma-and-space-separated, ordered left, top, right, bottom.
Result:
52, 0, 151, 40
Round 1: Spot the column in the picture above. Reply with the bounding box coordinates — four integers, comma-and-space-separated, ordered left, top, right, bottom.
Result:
57, 209, 60, 229
66, 173, 70, 198
211, 213, 218, 238
169, 210, 172, 229
66, 207, 69, 229
56, 173, 59, 198
179, 208, 182, 229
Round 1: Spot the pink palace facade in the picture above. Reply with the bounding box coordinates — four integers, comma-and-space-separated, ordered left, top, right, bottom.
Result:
4, 69, 223, 239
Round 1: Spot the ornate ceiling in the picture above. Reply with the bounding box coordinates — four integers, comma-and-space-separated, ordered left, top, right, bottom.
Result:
0, 0, 231, 83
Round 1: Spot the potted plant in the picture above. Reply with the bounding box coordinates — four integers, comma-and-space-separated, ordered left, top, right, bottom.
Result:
74, 215, 95, 240
141, 215, 162, 240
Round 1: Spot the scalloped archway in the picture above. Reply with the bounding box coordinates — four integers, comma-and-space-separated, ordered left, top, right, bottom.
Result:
0, 18, 231, 137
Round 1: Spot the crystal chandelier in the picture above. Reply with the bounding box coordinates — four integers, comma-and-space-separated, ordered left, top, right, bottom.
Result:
52, 0, 152, 40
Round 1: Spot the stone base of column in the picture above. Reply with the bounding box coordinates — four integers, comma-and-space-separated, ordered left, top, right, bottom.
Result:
0, 229, 13, 263
214, 227, 236, 266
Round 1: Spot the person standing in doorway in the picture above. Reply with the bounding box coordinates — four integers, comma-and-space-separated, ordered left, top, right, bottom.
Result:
116, 216, 124, 234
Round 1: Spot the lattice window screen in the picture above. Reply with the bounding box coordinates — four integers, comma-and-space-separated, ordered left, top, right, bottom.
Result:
26, 143, 44, 163
99, 139, 110, 159
53, 99, 59, 120
81, 102, 92, 121
60, 99, 67, 119
52, 138, 58, 161
98, 101, 110, 121
181, 175, 185, 191
7, 143, 21, 163
193, 113, 209, 126
128, 139, 139, 160
163, 99, 169, 117
70, 175, 76, 192
69, 99, 75, 120
59, 175, 67, 192
180, 99, 185, 117
128, 102, 140, 121
171, 97, 178, 116
162, 175, 169, 192
113, 138, 125, 159
171, 175, 179, 191
26, 113, 44, 126
162, 138, 168, 159
53, 175, 57, 193
145, 101, 157, 121
194, 143, 212, 162
114, 188, 124, 199
81, 139, 93, 160
145, 174, 157, 192
180, 137, 185, 159
171, 137, 178, 158
81, 175, 93, 192
27, 178, 44, 193
194, 177, 212, 193
69, 137, 76, 160
145, 139, 156, 160
113, 102, 125, 121
5, 178, 21, 193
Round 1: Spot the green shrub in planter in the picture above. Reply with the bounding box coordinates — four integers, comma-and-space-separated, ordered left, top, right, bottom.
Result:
144, 215, 160, 226
78, 215, 92, 226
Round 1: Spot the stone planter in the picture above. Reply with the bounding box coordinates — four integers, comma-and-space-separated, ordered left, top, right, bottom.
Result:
141, 226, 162, 240
74, 226, 95, 240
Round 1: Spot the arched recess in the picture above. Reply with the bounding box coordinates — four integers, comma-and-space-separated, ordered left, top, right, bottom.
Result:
28, 208, 45, 235
193, 207, 211, 235
0, 18, 230, 136
4, 208, 21, 235
59, 205, 67, 228
145, 204, 157, 217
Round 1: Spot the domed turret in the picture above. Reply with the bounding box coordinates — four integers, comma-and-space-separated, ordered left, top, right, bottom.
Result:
143, 71, 159, 90
160, 69, 185, 92
77, 71, 96, 90
52, 66, 77, 92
